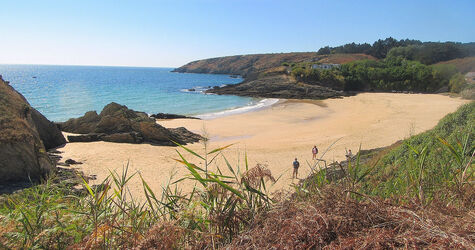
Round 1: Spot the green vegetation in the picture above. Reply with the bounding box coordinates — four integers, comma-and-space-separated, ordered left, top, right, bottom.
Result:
317, 37, 422, 58
290, 57, 461, 92
362, 101, 474, 206
312, 38, 475, 95
341, 58, 456, 91
449, 73, 467, 93
317, 37, 475, 63
388, 42, 475, 64
291, 64, 345, 89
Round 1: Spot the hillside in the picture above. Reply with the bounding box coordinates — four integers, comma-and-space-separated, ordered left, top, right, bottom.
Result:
173, 53, 375, 77
0, 76, 65, 184
436, 56, 475, 73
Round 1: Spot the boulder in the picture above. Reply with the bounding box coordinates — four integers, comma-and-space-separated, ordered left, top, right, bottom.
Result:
65, 159, 82, 165
58, 102, 201, 146
0, 76, 65, 184
58, 111, 101, 134
30, 108, 66, 149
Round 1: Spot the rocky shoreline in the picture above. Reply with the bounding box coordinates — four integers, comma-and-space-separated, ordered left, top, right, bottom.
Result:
57, 102, 202, 146
176, 59, 348, 100
206, 73, 344, 99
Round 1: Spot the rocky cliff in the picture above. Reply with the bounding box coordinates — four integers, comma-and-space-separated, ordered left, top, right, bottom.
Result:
0, 76, 66, 184
57, 102, 202, 146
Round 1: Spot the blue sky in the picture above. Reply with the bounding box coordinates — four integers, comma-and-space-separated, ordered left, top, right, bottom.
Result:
1, 0, 474, 67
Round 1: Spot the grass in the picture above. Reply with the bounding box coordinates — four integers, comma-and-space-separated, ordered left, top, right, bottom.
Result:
436, 56, 475, 74
1, 102, 474, 249
360, 102, 475, 207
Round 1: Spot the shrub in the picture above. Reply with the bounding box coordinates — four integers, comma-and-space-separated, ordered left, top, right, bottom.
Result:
460, 84, 475, 100
449, 72, 467, 93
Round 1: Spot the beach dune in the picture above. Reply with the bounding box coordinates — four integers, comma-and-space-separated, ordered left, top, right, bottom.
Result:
59, 93, 469, 198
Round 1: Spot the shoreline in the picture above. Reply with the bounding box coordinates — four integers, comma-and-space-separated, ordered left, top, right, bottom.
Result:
58, 93, 470, 199
195, 98, 280, 120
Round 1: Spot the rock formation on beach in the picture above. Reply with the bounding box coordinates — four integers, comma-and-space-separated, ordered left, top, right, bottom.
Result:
207, 69, 344, 99
0, 76, 66, 184
57, 102, 202, 146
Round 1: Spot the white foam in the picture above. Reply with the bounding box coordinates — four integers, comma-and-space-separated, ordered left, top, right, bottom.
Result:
196, 98, 279, 120
180, 86, 212, 94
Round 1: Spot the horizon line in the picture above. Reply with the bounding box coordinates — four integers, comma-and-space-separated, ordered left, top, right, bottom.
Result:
0, 62, 178, 69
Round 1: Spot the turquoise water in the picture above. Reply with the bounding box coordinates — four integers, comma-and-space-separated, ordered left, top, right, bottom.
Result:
0, 65, 254, 122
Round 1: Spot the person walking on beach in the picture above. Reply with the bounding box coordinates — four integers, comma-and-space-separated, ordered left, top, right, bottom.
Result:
293, 158, 300, 179
345, 149, 353, 160
312, 145, 319, 160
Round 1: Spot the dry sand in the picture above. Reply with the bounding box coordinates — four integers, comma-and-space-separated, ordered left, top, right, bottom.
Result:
59, 93, 469, 198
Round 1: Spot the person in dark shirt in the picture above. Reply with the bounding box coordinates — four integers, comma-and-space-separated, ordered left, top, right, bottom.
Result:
293, 158, 300, 179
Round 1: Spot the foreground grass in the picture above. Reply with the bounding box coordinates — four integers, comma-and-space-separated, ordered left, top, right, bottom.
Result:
0, 143, 276, 249
1, 102, 474, 249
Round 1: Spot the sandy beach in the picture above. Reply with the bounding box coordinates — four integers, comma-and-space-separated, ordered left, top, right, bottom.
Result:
59, 93, 469, 198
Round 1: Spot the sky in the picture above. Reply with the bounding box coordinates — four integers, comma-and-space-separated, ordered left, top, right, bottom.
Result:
1, 0, 474, 67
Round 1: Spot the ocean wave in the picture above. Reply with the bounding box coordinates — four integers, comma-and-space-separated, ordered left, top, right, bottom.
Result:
196, 98, 279, 120
180, 86, 212, 94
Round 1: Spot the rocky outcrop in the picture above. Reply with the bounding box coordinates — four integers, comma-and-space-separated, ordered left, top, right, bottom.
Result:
151, 113, 200, 120
58, 102, 202, 146
207, 74, 344, 99
0, 76, 66, 184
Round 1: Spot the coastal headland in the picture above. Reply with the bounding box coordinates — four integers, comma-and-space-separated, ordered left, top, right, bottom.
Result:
59, 92, 469, 198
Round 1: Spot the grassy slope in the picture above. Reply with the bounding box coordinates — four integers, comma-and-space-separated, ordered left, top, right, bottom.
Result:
365, 101, 474, 203
436, 56, 475, 74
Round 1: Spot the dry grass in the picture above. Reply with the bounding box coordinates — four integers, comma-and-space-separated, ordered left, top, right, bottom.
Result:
436, 56, 475, 74
227, 187, 474, 249
241, 164, 276, 190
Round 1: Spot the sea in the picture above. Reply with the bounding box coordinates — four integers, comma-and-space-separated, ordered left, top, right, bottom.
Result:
0, 64, 277, 122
